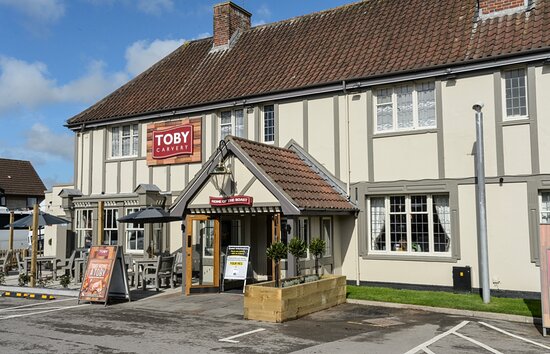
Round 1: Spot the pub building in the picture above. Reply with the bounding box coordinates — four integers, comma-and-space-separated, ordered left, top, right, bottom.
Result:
47, 0, 550, 296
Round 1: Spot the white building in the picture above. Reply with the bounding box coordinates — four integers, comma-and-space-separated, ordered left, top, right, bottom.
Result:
51, 0, 550, 296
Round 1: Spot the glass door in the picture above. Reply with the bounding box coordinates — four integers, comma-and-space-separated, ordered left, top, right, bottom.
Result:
185, 216, 220, 295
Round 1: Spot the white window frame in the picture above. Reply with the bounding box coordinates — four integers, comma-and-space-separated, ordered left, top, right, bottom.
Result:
374, 81, 437, 133
367, 194, 452, 256
219, 109, 245, 140
502, 68, 528, 121
75, 209, 93, 249
540, 192, 550, 224
125, 208, 144, 254
263, 104, 275, 144
103, 208, 119, 246
321, 217, 332, 257
110, 124, 139, 158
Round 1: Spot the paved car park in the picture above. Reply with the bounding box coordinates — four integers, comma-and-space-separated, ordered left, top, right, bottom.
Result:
1, 291, 549, 353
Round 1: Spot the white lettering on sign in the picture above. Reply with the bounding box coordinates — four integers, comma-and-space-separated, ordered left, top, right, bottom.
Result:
154, 130, 190, 146
152, 125, 193, 159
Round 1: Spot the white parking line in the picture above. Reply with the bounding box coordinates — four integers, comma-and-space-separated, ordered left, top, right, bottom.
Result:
219, 328, 266, 343
0, 307, 65, 312
421, 347, 436, 354
0, 304, 89, 320
453, 332, 502, 354
0, 298, 75, 312
479, 321, 550, 350
404, 320, 469, 354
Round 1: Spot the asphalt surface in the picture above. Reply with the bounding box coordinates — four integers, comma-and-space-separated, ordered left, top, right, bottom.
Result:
0, 290, 549, 353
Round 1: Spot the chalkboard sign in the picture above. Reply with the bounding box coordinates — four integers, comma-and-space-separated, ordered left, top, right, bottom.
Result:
78, 246, 131, 305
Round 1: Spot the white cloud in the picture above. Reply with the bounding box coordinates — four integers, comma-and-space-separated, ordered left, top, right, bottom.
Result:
137, 0, 173, 16
252, 20, 266, 27
24, 123, 74, 161
0, 0, 65, 23
0, 56, 128, 113
125, 38, 185, 76
256, 4, 271, 18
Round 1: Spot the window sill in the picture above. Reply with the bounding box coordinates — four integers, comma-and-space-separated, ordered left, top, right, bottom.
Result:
362, 253, 457, 263
501, 117, 530, 127
373, 128, 438, 138
107, 156, 142, 162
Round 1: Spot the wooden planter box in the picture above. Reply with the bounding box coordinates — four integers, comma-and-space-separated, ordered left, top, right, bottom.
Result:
243, 275, 346, 323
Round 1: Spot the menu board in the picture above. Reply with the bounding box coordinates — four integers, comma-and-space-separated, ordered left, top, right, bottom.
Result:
79, 246, 130, 304
223, 246, 250, 280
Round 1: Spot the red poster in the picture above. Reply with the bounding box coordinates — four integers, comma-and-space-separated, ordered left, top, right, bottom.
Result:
152, 125, 193, 159
79, 246, 117, 302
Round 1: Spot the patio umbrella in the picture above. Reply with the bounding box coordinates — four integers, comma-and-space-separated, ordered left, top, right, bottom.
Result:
5, 211, 70, 229
117, 207, 182, 224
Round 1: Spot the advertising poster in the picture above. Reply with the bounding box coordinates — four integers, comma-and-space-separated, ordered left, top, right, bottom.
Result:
79, 246, 117, 303
224, 246, 250, 280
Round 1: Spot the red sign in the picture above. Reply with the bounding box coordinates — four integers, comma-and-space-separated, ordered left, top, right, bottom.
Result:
79, 246, 117, 302
152, 125, 193, 159
209, 196, 253, 207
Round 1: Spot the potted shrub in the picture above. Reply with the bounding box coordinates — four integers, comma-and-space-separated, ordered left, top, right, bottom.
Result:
287, 237, 307, 276
309, 238, 326, 276
266, 241, 287, 287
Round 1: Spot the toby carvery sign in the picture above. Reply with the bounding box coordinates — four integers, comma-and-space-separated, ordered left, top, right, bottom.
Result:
152, 125, 193, 159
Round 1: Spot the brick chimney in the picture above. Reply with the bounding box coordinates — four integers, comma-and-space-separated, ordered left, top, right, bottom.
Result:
213, 2, 251, 49
478, 0, 529, 17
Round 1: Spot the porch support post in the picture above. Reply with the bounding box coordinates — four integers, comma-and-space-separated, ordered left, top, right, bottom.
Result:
97, 201, 104, 245
285, 218, 296, 277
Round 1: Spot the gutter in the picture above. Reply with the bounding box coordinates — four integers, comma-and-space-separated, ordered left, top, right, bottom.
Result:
66, 49, 550, 131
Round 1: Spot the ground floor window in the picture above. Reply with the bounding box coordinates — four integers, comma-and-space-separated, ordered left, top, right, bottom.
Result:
103, 208, 119, 246
75, 209, 93, 248
369, 194, 451, 255
540, 192, 550, 224
125, 208, 144, 253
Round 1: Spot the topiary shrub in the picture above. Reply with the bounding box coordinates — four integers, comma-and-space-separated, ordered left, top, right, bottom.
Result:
266, 241, 287, 287
287, 237, 307, 276
309, 238, 326, 276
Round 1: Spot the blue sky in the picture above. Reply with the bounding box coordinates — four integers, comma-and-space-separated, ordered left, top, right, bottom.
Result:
0, 0, 351, 190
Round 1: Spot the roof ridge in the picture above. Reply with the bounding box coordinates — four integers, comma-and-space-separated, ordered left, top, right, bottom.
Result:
0, 157, 31, 163
229, 136, 295, 153
249, 0, 367, 31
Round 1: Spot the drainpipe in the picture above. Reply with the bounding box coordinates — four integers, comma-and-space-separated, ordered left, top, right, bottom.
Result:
343, 80, 360, 286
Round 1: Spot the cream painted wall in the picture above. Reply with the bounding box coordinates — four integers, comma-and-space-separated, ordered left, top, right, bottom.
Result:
120, 161, 134, 193
442, 74, 498, 178
136, 160, 149, 186
536, 66, 550, 173
503, 124, 532, 175
141, 123, 147, 157
81, 132, 91, 195
152, 166, 168, 191
105, 162, 117, 194
279, 100, 303, 146
205, 113, 213, 158
170, 164, 186, 193
458, 182, 539, 292
91, 129, 104, 194
169, 221, 183, 253
189, 158, 279, 206
346, 182, 539, 292
76, 134, 83, 191
373, 133, 438, 181
347, 93, 368, 181
308, 97, 336, 173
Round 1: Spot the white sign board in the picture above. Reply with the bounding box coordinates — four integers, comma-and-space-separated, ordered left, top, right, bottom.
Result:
223, 245, 250, 280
